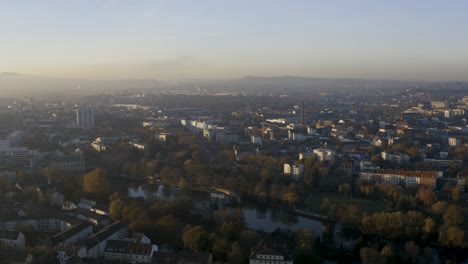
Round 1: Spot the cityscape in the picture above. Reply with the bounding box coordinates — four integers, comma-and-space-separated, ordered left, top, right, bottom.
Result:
1, 1, 468, 264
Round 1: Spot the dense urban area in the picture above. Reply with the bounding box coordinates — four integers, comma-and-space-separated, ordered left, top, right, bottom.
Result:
0, 78, 468, 264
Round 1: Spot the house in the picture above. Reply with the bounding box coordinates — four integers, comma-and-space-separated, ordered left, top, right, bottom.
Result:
104, 239, 158, 263
51, 222, 93, 246
130, 233, 151, 244
0, 231, 25, 249
77, 221, 129, 259
249, 241, 293, 264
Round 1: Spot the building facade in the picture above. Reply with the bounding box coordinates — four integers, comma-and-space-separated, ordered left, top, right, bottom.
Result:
76, 108, 94, 128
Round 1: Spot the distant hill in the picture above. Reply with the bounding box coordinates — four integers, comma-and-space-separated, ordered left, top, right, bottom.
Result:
0, 73, 467, 97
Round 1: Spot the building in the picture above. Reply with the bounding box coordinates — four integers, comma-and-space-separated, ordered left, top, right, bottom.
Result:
0, 231, 25, 249
359, 169, 442, 188
78, 221, 129, 259
51, 222, 93, 246
448, 137, 462, 147
0, 216, 72, 233
283, 163, 304, 181
381, 151, 410, 164
104, 240, 158, 263
50, 155, 85, 172
431, 101, 447, 109
76, 108, 94, 128
313, 148, 335, 161
249, 242, 293, 264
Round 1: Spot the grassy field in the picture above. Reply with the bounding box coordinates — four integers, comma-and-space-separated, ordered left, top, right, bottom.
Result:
300, 191, 385, 214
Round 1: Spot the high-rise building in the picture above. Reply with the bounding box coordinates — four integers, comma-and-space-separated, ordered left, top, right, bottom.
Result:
76, 108, 94, 128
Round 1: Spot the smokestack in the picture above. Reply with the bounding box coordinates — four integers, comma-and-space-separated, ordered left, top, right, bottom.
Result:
301, 100, 305, 125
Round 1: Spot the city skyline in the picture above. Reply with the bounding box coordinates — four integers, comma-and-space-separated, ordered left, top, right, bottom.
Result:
1, 1, 468, 81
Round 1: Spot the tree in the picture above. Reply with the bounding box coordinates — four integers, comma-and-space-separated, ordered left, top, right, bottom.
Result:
360, 247, 384, 264
227, 242, 244, 264
320, 198, 332, 214
380, 242, 395, 263
212, 236, 230, 262
443, 205, 464, 227
416, 187, 437, 207
404, 241, 419, 263
431, 201, 447, 215
182, 225, 209, 252
439, 226, 464, 248
82, 169, 109, 195
282, 182, 299, 207
109, 199, 123, 221
338, 183, 352, 197
422, 217, 437, 239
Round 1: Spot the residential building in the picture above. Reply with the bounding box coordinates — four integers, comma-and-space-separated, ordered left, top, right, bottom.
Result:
104, 239, 158, 263
78, 221, 129, 259
51, 222, 93, 246
359, 169, 442, 188
249, 242, 293, 264
283, 163, 304, 181
50, 155, 85, 172
313, 148, 335, 161
0, 231, 25, 249
381, 151, 410, 164
448, 137, 462, 147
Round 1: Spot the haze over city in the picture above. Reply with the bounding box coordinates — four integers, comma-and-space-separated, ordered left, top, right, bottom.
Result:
1, 0, 468, 81
1, 1, 468, 264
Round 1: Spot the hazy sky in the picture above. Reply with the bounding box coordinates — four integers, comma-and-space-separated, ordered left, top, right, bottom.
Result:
1, 0, 468, 80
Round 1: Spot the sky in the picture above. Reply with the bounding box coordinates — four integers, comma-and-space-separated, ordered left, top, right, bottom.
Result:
1, 0, 468, 80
